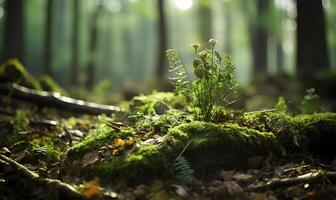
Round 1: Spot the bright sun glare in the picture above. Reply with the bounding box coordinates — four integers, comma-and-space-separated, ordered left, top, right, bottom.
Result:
174, 0, 193, 10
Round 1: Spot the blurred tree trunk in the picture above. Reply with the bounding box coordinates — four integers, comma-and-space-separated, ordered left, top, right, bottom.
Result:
4, 0, 25, 63
86, 4, 103, 89
156, 0, 167, 81
296, 0, 329, 78
71, 0, 80, 86
251, 0, 269, 76
223, 2, 232, 54
43, 0, 54, 76
198, 0, 212, 46
276, 41, 284, 74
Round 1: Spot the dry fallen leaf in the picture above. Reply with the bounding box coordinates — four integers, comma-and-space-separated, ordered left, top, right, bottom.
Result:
112, 148, 123, 156
82, 178, 102, 198
125, 139, 135, 146
114, 138, 125, 148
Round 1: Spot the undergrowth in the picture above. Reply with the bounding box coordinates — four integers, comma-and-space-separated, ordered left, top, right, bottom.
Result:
166, 39, 238, 122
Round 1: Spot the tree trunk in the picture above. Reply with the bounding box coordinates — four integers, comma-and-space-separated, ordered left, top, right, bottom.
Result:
156, 0, 167, 81
296, 0, 329, 78
43, 0, 54, 76
198, 0, 212, 46
4, 0, 25, 63
71, 0, 80, 86
223, 2, 232, 54
86, 4, 103, 90
251, 0, 269, 76
276, 41, 284, 74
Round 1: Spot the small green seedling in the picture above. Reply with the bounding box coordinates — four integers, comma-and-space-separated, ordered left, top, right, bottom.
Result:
301, 88, 319, 114
166, 39, 238, 122
275, 96, 288, 113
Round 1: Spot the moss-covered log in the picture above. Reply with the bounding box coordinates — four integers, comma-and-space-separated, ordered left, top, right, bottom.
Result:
0, 83, 121, 115
62, 112, 336, 185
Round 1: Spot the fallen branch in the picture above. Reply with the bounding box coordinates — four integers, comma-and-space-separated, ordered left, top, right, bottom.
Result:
244, 108, 276, 115
0, 154, 85, 199
248, 170, 336, 192
0, 83, 121, 115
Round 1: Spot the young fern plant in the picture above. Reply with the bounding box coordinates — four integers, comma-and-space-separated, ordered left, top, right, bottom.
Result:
166, 39, 238, 122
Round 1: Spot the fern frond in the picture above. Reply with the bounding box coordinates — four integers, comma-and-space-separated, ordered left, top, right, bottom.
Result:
166, 49, 191, 95
174, 156, 194, 183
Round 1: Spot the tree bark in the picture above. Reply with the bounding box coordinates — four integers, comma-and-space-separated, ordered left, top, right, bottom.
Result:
71, 0, 80, 86
43, 0, 54, 76
86, 4, 103, 89
156, 0, 167, 80
296, 0, 329, 78
251, 0, 269, 76
3, 0, 25, 63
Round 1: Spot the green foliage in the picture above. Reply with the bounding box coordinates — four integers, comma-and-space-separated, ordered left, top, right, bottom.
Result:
166, 39, 238, 122
301, 88, 320, 114
173, 156, 194, 183
275, 96, 287, 113
131, 110, 191, 135
4, 110, 30, 137
30, 138, 61, 162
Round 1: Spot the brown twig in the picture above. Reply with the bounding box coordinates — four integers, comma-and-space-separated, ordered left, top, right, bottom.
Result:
248, 170, 336, 192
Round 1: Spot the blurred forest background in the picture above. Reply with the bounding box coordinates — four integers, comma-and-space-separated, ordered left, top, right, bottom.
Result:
0, 0, 335, 110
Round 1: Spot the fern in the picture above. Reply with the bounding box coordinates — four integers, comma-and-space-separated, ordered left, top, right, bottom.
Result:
166, 49, 191, 96
173, 156, 194, 183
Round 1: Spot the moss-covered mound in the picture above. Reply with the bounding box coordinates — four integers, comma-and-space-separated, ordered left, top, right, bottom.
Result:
61, 112, 336, 185
242, 112, 336, 159
0, 59, 41, 90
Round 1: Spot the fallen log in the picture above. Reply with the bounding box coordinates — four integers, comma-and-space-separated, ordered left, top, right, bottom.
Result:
0, 83, 121, 115
0, 154, 84, 199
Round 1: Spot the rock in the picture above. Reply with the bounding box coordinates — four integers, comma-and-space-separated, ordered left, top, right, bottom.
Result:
0, 147, 11, 156
171, 184, 188, 198
133, 184, 149, 198
223, 181, 244, 196
153, 101, 168, 115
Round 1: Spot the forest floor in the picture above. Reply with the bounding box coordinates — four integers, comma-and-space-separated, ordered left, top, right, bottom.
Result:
0, 89, 336, 200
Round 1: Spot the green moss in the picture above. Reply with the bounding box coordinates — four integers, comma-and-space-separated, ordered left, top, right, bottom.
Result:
64, 112, 336, 185
0, 59, 40, 90
91, 145, 172, 184
133, 110, 192, 135
166, 122, 281, 174
30, 138, 62, 162
4, 110, 30, 145
66, 115, 137, 160
38, 75, 68, 95
130, 92, 187, 114
67, 122, 116, 160
293, 113, 336, 159
65, 121, 281, 184
242, 112, 336, 157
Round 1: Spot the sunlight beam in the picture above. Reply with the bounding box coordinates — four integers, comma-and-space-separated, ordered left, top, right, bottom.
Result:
174, 0, 193, 10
